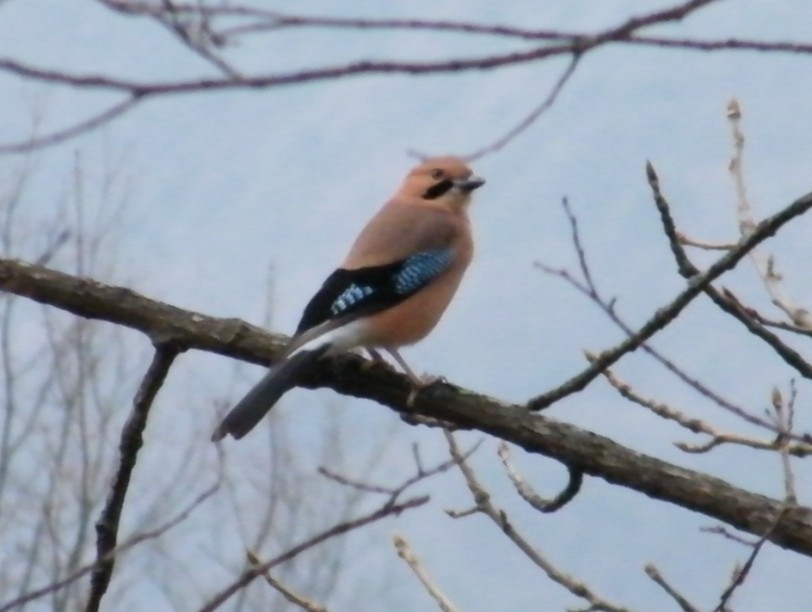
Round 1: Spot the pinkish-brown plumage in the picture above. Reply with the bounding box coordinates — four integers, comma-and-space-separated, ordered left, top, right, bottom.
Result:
343, 157, 477, 348
212, 156, 484, 441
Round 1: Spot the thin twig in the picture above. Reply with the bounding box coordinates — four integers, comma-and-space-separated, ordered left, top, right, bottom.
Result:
444, 431, 627, 612
101, 0, 812, 62
465, 54, 580, 161
727, 99, 812, 329
0, 481, 219, 612
644, 564, 701, 612
152, 0, 242, 78
701, 525, 760, 546
393, 535, 459, 612
720, 288, 812, 339
497, 442, 583, 512
246, 550, 327, 612
711, 381, 799, 611
199, 495, 428, 611
319, 440, 482, 504
120, 2, 812, 59
537, 197, 779, 435
598, 364, 812, 456
677, 233, 737, 250
647, 162, 812, 384
712, 509, 787, 612
0, 0, 724, 153
0, 97, 140, 154
771, 383, 799, 503
528, 182, 812, 411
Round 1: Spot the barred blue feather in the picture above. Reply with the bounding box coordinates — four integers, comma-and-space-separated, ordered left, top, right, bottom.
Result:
330, 283, 375, 316
394, 249, 454, 294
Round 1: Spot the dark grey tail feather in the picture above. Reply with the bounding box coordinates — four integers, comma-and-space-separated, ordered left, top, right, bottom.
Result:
211, 346, 329, 441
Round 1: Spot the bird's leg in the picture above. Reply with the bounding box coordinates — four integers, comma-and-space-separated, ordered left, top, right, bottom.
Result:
366, 347, 386, 363
385, 348, 444, 405
362, 347, 391, 371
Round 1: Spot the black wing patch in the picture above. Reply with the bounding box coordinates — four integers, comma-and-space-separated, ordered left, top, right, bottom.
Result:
295, 248, 454, 334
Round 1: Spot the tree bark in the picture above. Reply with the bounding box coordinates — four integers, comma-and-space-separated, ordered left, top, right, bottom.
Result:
2, 257, 811, 556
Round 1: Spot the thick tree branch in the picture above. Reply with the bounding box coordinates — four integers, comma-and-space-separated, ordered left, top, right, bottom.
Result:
2, 257, 811, 556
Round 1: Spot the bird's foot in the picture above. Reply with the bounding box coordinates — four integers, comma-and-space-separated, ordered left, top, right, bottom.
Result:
406, 374, 446, 406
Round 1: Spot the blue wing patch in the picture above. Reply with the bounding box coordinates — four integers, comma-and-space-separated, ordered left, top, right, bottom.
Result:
330, 283, 375, 316
297, 248, 455, 332
394, 248, 454, 294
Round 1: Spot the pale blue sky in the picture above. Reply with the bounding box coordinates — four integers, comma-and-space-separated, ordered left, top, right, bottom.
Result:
1, 1, 812, 610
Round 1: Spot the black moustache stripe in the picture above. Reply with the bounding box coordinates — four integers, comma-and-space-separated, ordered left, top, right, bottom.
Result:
423, 179, 454, 200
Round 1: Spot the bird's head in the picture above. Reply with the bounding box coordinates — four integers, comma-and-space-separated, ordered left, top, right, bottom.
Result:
399, 156, 485, 212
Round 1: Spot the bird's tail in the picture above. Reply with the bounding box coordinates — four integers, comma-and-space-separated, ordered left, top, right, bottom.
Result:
211, 346, 329, 441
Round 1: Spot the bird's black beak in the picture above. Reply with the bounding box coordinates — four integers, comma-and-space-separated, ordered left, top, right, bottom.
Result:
455, 176, 485, 193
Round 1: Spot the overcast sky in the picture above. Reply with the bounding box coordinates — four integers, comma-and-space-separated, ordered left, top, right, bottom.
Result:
1, 1, 812, 610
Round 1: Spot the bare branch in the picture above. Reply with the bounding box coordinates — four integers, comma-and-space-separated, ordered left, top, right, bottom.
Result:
0, 97, 140, 155
598, 364, 812, 456
0, 0, 733, 153
709, 382, 799, 611
0, 481, 219, 612
720, 288, 812, 339
4, 0, 811, 162
86, 343, 179, 612
117, 2, 812, 60
537, 199, 767, 431
149, 0, 242, 78
100, 0, 812, 62
646, 162, 812, 382
465, 55, 580, 161
727, 98, 812, 329
701, 525, 761, 546
246, 550, 327, 612
319, 440, 482, 503
529, 182, 812, 410
445, 432, 627, 612
199, 495, 429, 611
497, 442, 582, 512
677, 233, 737, 250
772, 382, 799, 504
644, 564, 701, 612
627, 34, 812, 54
2, 257, 812, 554
712, 508, 788, 612
393, 535, 459, 612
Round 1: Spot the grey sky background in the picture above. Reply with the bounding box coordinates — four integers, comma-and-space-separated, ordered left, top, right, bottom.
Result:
1, 0, 812, 610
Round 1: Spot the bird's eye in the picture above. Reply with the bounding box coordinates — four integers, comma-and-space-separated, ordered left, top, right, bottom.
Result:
430, 168, 444, 180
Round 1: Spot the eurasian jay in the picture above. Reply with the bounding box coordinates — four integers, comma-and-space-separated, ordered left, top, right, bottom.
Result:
212, 156, 484, 441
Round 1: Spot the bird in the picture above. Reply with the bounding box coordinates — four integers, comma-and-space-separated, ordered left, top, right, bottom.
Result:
211, 156, 485, 441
